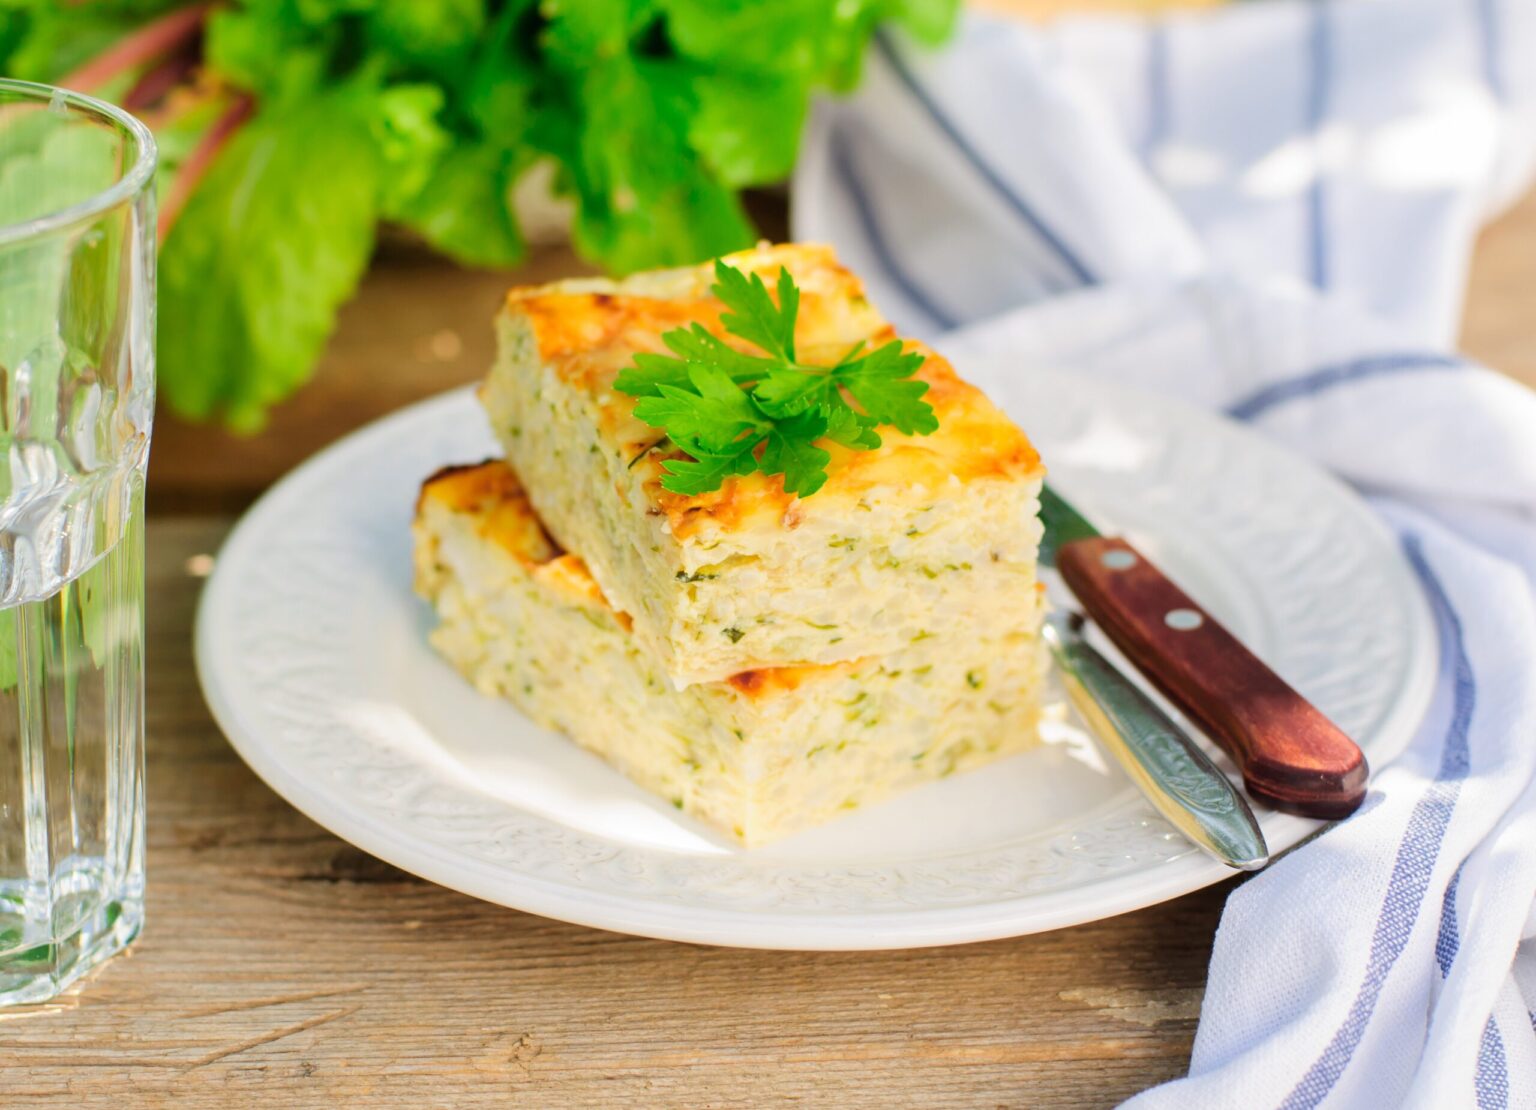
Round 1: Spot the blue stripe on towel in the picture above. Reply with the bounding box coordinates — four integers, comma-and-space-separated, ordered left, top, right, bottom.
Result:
1476, 0, 1506, 102
1306, 0, 1334, 290
1476, 1018, 1509, 1110
1144, 21, 1171, 163
1429, 858, 1505, 1110
1277, 535, 1475, 1110
1225, 352, 1464, 421
829, 132, 960, 331
874, 32, 1097, 288
1433, 862, 1464, 976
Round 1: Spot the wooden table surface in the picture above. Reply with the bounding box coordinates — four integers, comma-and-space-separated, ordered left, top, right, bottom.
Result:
6, 184, 1534, 1107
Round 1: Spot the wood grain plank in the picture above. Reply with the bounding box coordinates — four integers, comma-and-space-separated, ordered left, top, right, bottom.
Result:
1463, 185, 1536, 388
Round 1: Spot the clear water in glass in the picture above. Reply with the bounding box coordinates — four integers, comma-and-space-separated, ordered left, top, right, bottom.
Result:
0, 81, 156, 1005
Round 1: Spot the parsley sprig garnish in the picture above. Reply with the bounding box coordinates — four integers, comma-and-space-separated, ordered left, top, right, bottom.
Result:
613, 260, 939, 498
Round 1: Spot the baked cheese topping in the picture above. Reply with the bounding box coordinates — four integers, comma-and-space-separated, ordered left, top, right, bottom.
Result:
501, 243, 1042, 541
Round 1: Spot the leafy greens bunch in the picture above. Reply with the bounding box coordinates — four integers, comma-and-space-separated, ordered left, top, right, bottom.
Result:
0, 0, 958, 430
616, 260, 938, 498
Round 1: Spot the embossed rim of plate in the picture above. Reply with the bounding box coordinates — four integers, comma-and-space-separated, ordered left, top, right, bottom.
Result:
195, 369, 1437, 950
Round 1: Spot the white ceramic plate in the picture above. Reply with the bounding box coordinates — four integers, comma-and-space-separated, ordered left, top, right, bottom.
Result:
195, 363, 1436, 950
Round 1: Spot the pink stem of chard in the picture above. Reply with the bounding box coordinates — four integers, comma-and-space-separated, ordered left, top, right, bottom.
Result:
60, 3, 214, 94
158, 93, 253, 243
123, 50, 200, 112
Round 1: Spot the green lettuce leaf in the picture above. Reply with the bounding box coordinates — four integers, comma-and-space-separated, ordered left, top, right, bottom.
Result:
365, 0, 485, 73
659, 0, 828, 77
397, 142, 525, 267
202, 0, 338, 107
371, 82, 453, 218
158, 86, 384, 431
886, 0, 961, 45
0, 0, 179, 82
537, 52, 752, 274
388, 0, 532, 266
539, 0, 657, 60
688, 72, 805, 188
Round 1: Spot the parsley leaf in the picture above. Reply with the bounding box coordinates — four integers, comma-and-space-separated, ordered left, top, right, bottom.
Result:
654, 438, 760, 497
615, 259, 937, 497
713, 262, 798, 361
837, 340, 938, 435
761, 409, 833, 497
633, 365, 767, 452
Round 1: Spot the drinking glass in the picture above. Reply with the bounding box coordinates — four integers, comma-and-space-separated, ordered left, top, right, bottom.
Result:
0, 80, 155, 1005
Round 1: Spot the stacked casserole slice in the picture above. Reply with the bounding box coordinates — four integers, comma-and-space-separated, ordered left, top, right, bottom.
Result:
413, 244, 1049, 846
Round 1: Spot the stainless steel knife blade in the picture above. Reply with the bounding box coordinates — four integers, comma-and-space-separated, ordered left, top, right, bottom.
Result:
1043, 610, 1268, 870
1039, 483, 1099, 568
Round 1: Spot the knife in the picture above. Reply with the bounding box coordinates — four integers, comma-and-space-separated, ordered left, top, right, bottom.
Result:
1043, 609, 1269, 869
1040, 484, 1369, 819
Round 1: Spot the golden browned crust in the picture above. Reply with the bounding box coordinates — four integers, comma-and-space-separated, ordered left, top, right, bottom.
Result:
415, 459, 512, 514
724, 658, 864, 697
417, 460, 560, 567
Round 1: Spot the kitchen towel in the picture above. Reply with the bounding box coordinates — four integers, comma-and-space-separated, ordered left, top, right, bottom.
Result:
794, 1, 1536, 1107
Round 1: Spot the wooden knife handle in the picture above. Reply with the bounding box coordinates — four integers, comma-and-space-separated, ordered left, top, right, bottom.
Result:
1055, 536, 1368, 819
